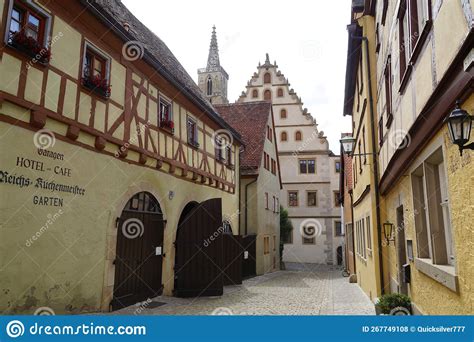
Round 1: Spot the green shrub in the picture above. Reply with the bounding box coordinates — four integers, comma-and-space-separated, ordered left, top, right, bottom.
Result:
375, 293, 411, 314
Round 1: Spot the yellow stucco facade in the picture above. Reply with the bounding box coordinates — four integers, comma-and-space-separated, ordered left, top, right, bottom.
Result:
0, 0, 241, 313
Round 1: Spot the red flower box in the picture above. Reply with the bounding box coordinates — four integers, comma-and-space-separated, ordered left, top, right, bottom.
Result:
81, 74, 111, 98
9, 31, 51, 64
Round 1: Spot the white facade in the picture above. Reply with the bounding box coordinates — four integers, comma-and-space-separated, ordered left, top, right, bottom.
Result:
238, 55, 343, 264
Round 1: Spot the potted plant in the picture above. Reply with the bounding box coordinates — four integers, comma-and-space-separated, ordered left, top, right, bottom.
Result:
375, 293, 412, 315
9, 31, 51, 64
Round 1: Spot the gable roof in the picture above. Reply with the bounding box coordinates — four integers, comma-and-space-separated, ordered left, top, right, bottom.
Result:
83, 0, 242, 144
215, 102, 272, 174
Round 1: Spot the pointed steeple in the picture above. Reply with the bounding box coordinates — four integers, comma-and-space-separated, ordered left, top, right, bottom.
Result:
207, 25, 220, 71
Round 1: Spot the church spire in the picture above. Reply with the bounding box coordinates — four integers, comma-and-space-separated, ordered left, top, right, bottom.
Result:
207, 25, 220, 71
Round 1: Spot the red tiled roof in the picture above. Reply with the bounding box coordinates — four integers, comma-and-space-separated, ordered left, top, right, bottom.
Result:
215, 102, 272, 174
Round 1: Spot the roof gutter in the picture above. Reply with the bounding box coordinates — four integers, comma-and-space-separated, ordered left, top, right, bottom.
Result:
82, 0, 244, 145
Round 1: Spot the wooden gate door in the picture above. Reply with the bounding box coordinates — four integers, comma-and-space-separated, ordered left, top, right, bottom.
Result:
242, 234, 256, 279
112, 192, 164, 310
174, 198, 223, 297
223, 233, 243, 286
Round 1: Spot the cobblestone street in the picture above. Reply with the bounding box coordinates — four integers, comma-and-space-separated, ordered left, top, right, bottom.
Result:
115, 264, 375, 315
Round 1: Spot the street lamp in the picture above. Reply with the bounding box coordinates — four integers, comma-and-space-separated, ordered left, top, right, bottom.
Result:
446, 100, 473, 156
382, 221, 395, 246
340, 135, 356, 155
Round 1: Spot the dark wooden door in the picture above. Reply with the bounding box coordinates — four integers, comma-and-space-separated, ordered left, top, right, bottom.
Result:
242, 234, 256, 279
174, 198, 223, 297
223, 233, 243, 286
112, 192, 164, 310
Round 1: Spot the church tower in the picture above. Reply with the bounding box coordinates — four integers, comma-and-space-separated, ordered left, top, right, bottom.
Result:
198, 26, 229, 104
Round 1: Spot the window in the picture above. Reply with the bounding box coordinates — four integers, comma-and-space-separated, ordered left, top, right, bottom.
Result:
264, 72, 271, 84
252, 89, 258, 98
265, 192, 269, 210
273, 235, 276, 251
375, 23, 381, 53
307, 191, 317, 207
381, 0, 389, 25
276, 198, 279, 213
8, 2, 48, 47
267, 125, 273, 142
335, 161, 341, 173
272, 196, 276, 213
277, 88, 284, 97
384, 56, 393, 127
335, 221, 343, 236
379, 117, 384, 146
334, 191, 341, 207
263, 152, 268, 169
302, 235, 315, 245
295, 131, 302, 141
187, 117, 199, 148
358, 141, 362, 173
226, 146, 233, 167
264, 89, 272, 101
361, 219, 367, 259
398, 1, 410, 82
280, 109, 287, 119
271, 159, 277, 175
207, 77, 212, 96
411, 148, 454, 266
288, 191, 298, 207
299, 159, 315, 174
82, 44, 111, 98
215, 136, 226, 162
159, 98, 174, 132
281, 131, 287, 142
366, 216, 372, 252
264, 236, 270, 254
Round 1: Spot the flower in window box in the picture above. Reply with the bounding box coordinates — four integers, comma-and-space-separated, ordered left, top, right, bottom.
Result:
9, 31, 51, 64
81, 73, 111, 98
160, 119, 175, 133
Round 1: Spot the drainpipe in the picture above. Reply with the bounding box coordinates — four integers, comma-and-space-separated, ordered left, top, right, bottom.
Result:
351, 34, 385, 295
244, 178, 257, 236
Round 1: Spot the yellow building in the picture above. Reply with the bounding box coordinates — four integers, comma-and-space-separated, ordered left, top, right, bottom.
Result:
216, 102, 282, 276
375, 0, 474, 314
0, 0, 244, 313
342, 2, 384, 301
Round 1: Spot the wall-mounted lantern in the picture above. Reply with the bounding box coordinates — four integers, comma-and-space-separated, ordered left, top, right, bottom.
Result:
340, 135, 356, 155
382, 221, 395, 246
446, 100, 473, 156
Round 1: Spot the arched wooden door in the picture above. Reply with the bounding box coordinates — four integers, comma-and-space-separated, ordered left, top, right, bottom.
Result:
174, 198, 223, 297
111, 192, 164, 310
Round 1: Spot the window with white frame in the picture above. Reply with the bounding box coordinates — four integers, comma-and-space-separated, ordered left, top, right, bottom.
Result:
411, 147, 454, 266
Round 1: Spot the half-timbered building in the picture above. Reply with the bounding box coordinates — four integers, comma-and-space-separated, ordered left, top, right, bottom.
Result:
0, 0, 243, 313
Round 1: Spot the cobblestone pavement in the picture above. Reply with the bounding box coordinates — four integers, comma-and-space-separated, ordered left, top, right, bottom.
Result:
114, 263, 375, 315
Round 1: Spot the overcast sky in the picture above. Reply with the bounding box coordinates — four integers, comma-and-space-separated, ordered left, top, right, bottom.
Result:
122, 0, 352, 152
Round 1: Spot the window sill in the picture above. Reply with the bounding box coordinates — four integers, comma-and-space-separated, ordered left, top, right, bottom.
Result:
414, 258, 458, 292
81, 82, 111, 100
160, 126, 174, 135
6, 42, 50, 66
188, 140, 200, 149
